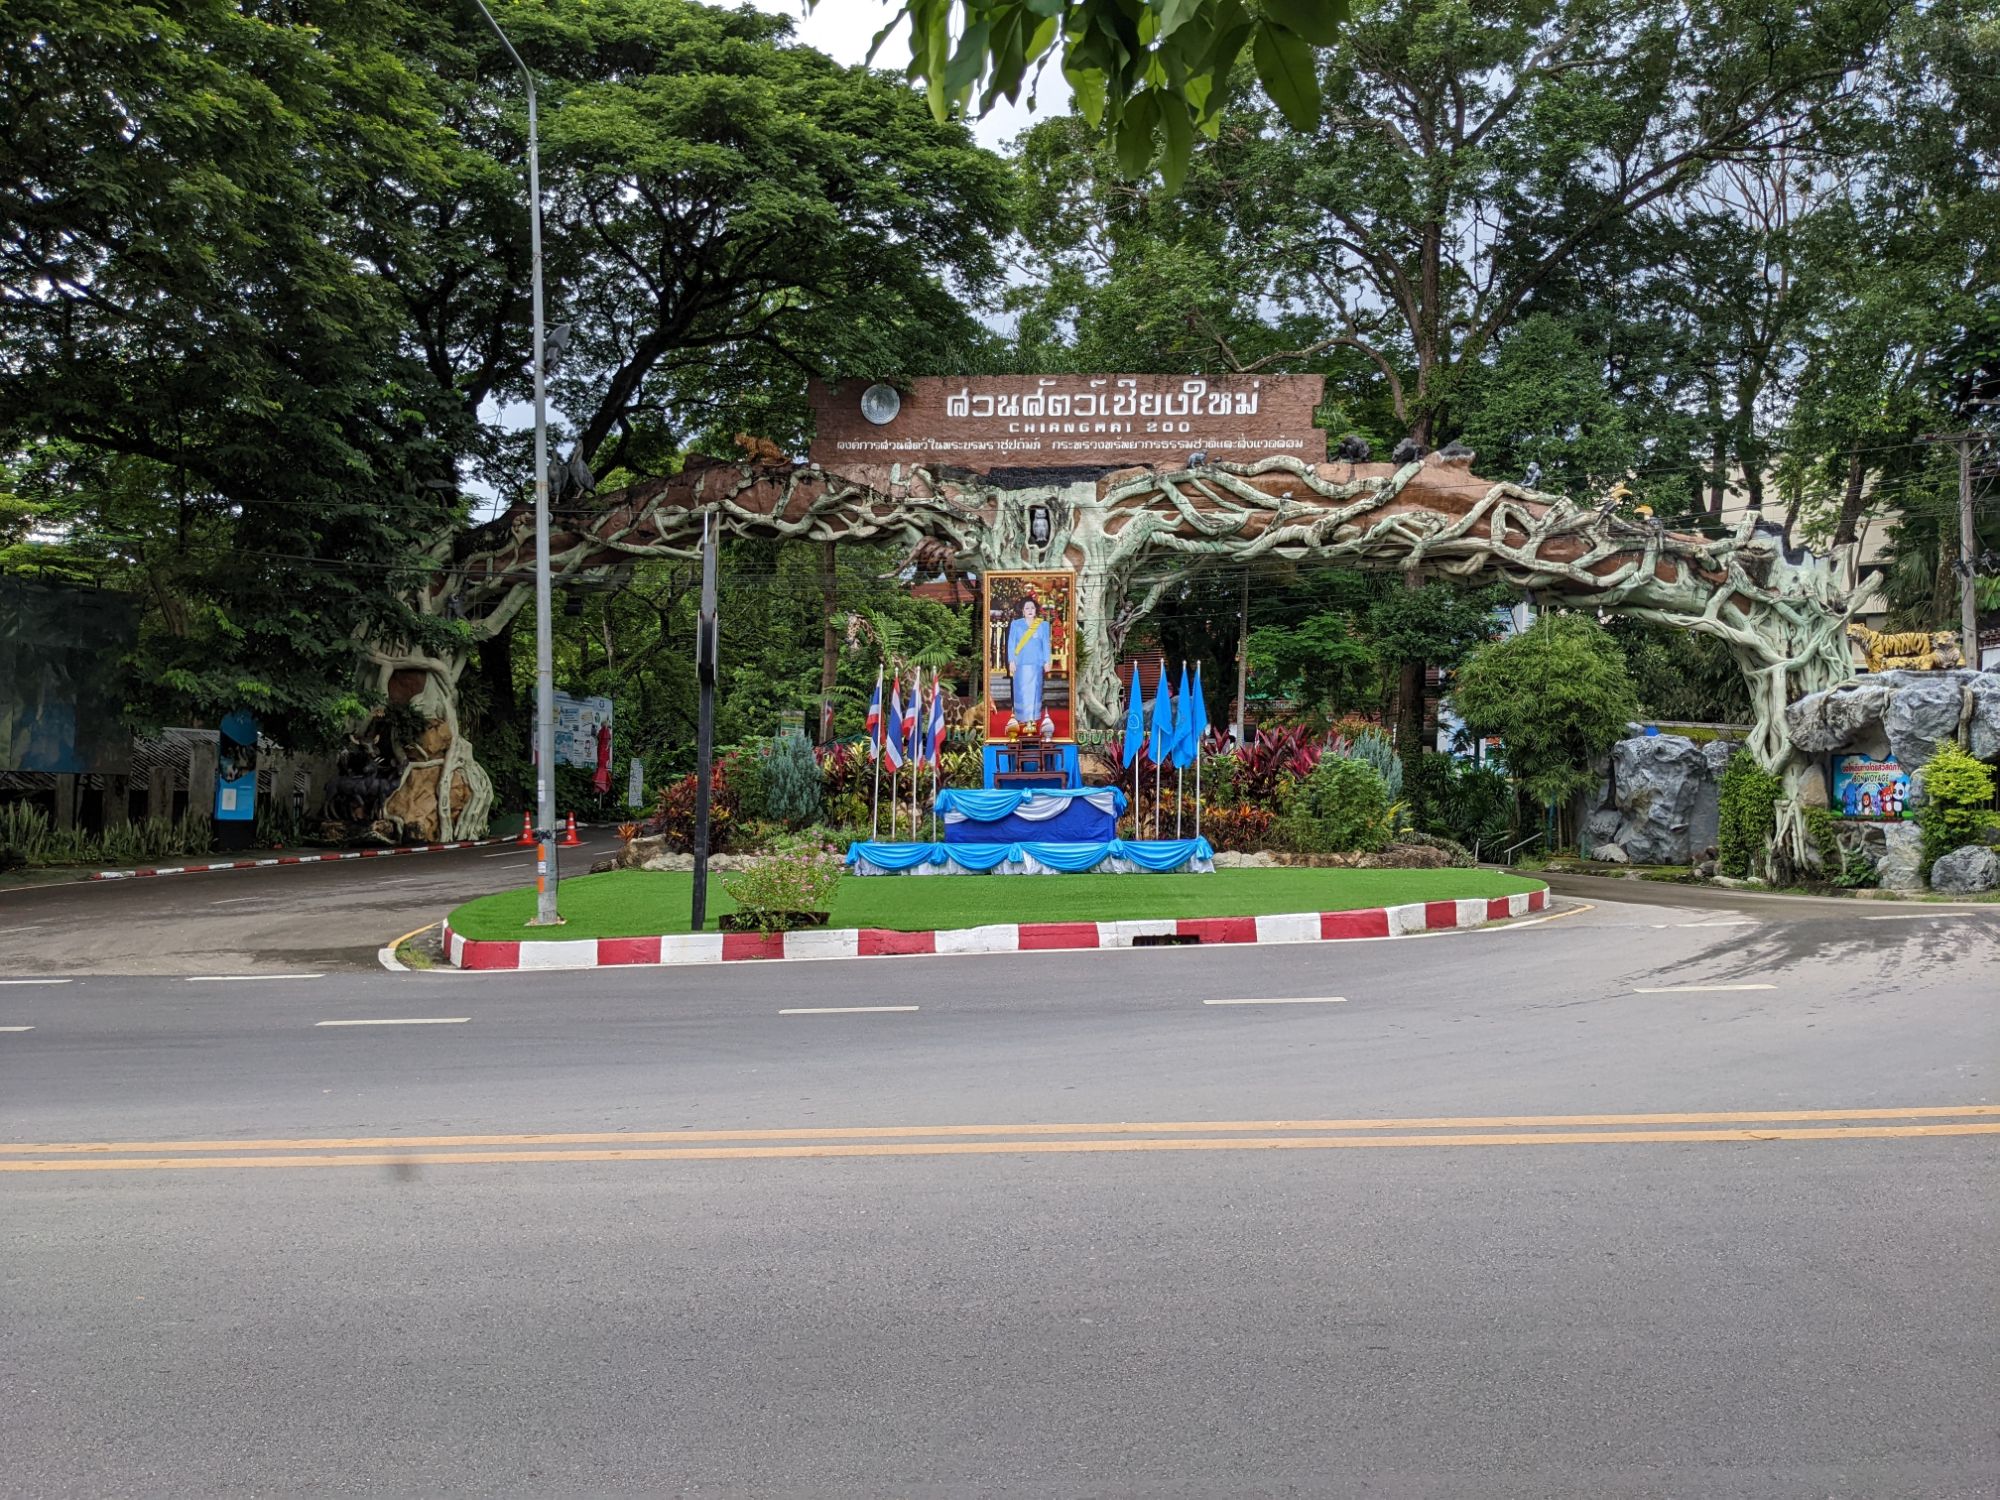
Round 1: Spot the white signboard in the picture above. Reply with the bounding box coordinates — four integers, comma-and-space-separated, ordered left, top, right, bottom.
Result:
626, 757, 645, 809
552, 692, 614, 769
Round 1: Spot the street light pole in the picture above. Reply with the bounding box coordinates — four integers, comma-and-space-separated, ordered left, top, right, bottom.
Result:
470, 0, 560, 925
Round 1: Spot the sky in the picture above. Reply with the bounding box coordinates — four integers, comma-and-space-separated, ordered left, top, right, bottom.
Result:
743, 0, 1071, 150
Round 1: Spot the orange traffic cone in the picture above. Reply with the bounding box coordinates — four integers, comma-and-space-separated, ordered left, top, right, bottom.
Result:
516, 810, 534, 846
560, 811, 581, 847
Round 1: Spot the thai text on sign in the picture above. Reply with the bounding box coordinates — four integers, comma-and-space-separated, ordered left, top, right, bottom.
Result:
808, 374, 1325, 470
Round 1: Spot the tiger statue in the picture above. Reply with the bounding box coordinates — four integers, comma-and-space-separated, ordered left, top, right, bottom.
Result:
1847, 622, 1966, 673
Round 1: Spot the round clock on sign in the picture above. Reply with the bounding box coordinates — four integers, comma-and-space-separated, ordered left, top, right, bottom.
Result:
859, 383, 901, 425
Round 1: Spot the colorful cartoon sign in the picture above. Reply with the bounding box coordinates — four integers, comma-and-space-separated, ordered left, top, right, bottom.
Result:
1832, 753, 1910, 819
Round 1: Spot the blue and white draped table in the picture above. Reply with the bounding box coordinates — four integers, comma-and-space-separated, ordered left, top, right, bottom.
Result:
846, 836, 1213, 877
937, 786, 1126, 844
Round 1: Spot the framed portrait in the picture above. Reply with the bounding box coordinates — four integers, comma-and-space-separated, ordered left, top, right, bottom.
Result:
981, 570, 1076, 740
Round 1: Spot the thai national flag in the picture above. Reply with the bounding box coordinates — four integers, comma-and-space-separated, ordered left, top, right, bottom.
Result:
883, 678, 906, 769
927, 677, 947, 764
864, 669, 882, 758
901, 669, 921, 763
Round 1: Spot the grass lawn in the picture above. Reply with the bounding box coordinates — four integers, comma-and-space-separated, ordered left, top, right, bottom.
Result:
446, 866, 1548, 943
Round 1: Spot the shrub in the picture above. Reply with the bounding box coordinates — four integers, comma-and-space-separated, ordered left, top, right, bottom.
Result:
1275, 756, 1393, 854
1717, 749, 1781, 878
815, 742, 869, 804
729, 746, 770, 821
1915, 742, 1998, 876
1412, 753, 1515, 857
1226, 725, 1335, 806
720, 836, 844, 932
643, 759, 740, 853
764, 731, 823, 827
1394, 830, 1476, 867
1345, 725, 1404, 801
0, 802, 51, 867
1802, 805, 1843, 881
0, 804, 214, 869
1200, 803, 1276, 852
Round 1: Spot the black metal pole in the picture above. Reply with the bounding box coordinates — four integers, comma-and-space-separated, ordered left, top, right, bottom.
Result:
690, 515, 719, 931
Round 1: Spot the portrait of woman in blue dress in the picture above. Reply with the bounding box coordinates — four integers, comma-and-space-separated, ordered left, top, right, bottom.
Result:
1006, 597, 1051, 724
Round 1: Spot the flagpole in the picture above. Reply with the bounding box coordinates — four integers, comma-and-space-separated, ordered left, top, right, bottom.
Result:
1176, 766, 1184, 838
1194, 738, 1203, 840
869, 668, 882, 842
910, 669, 922, 840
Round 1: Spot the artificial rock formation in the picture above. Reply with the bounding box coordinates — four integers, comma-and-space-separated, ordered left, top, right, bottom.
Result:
1585, 734, 1737, 866
1930, 844, 2000, 893
1784, 669, 2000, 772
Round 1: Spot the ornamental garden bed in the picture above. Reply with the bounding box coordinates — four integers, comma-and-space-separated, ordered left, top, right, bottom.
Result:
445, 866, 1548, 944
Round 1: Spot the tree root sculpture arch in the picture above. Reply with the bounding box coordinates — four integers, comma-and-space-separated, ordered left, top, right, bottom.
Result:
367, 451, 1856, 839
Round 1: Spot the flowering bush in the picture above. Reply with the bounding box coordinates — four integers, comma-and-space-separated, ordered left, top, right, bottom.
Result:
721, 836, 844, 932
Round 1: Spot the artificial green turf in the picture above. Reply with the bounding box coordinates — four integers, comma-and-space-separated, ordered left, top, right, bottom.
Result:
445, 866, 1547, 942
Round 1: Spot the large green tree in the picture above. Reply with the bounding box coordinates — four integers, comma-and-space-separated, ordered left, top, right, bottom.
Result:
0, 0, 1007, 751
1449, 613, 1639, 811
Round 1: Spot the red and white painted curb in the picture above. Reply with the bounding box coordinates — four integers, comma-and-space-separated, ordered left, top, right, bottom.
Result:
89, 836, 518, 882
443, 886, 1550, 971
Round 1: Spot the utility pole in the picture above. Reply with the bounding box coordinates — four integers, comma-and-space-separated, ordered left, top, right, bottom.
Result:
471, 0, 560, 926
690, 515, 719, 931
1233, 569, 1250, 748
1918, 430, 1989, 666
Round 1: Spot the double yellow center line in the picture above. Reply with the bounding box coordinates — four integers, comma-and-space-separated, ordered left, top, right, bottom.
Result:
4, 1106, 1995, 1172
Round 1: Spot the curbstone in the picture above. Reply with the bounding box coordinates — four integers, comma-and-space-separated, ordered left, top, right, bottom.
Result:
440, 886, 1551, 973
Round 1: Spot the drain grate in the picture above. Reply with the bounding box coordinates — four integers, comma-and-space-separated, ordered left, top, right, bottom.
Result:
1131, 933, 1202, 946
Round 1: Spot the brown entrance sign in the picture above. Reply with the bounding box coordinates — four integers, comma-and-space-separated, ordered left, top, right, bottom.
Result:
808, 374, 1325, 471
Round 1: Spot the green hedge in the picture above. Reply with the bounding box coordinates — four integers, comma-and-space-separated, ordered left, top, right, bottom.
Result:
1717, 749, 1781, 878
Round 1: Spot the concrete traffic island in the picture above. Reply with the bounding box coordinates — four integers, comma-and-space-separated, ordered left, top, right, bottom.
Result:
440, 867, 1551, 971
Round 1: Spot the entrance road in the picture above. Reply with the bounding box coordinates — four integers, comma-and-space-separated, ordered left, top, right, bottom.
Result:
2, 892, 1995, 1496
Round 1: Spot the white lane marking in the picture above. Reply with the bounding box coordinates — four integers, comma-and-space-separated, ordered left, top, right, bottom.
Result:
185, 973, 324, 982
209, 896, 272, 906
1632, 983, 1777, 993
314, 1017, 470, 1027
0, 1025, 34, 1032
1203, 996, 1349, 1006
0, 978, 71, 986
779, 1005, 919, 1015
483, 849, 534, 859
1865, 913, 1968, 921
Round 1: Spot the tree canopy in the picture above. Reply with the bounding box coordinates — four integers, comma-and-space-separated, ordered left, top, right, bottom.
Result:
1, 0, 1007, 744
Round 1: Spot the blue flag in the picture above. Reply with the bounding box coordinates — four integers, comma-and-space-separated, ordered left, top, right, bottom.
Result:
1168, 664, 1192, 768
1121, 662, 1145, 768
1146, 667, 1171, 766
1189, 661, 1210, 756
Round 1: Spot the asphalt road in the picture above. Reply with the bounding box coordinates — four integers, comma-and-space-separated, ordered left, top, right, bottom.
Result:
3, 884, 1996, 1497
0, 831, 623, 976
